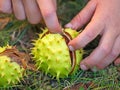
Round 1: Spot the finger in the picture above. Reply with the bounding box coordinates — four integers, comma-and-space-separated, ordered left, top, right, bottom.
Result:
0, 0, 12, 14
52, 0, 57, 9
37, 0, 62, 33
22, 0, 41, 24
65, 0, 97, 30
12, 0, 25, 20
114, 35, 120, 66
68, 17, 104, 51
114, 57, 120, 66
80, 29, 117, 70
97, 35, 120, 69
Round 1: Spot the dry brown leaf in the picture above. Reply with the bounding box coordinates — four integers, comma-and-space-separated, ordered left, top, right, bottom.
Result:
0, 17, 10, 30
0, 46, 36, 70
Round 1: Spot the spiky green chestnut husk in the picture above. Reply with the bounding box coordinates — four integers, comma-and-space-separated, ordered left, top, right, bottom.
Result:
0, 46, 26, 87
32, 28, 83, 79
0, 56, 24, 87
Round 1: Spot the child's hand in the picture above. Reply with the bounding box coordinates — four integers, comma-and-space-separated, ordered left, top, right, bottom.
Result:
0, 0, 12, 14
0, 0, 62, 33
65, 0, 120, 70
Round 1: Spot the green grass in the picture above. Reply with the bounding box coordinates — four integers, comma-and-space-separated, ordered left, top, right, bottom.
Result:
0, 0, 120, 90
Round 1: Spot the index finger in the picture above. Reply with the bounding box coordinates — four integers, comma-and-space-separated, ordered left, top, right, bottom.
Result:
37, 0, 62, 33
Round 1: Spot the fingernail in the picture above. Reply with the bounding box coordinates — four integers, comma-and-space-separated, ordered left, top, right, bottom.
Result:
80, 65, 88, 71
68, 45, 74, 51
65, 23, 73, 28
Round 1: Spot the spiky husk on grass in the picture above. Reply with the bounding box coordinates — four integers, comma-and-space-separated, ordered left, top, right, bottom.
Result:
0, 56, 24, 87
0, 45, 26, 87
31, 28, 83, 80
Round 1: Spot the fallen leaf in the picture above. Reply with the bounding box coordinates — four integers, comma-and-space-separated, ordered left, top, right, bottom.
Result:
0, 17, 10, 30
0, 46, 36, 70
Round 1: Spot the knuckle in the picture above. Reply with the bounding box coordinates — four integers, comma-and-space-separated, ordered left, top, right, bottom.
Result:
111, 50, 118, 58
72, 13, 83, 29
71, 13, 83, 28
74, 13, 82, 23
43, 10, 55, 18
86, 31, 96, 40
99, 45, 111, 55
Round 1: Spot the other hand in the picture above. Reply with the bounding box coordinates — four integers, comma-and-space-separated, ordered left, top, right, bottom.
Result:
66, 0, 120, 71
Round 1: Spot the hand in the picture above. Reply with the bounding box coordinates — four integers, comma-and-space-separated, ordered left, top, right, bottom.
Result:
0, 0, 62, 33
65, 0, 120, 70
0, 0, 12, 14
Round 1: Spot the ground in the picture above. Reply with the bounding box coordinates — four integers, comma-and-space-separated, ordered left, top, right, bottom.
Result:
0, 0, 120, 90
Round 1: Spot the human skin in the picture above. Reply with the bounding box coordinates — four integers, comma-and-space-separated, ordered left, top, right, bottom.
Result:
65, 0, 120, 70
0, 0, 120, 71
0, 0, 62, 33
